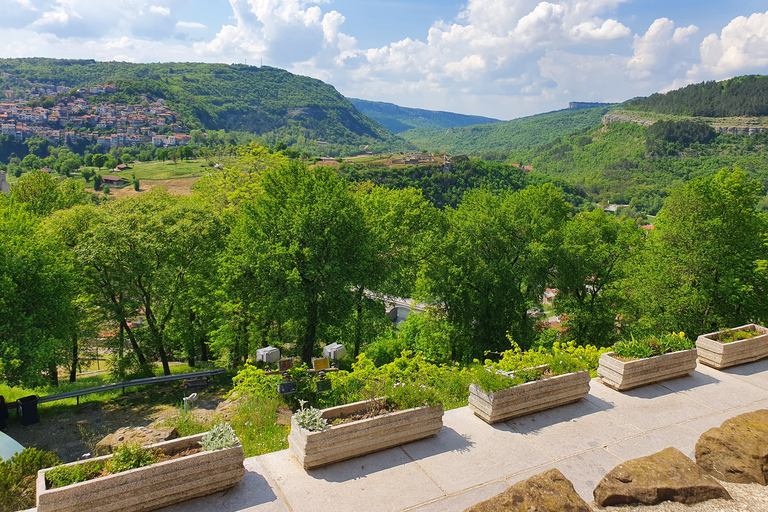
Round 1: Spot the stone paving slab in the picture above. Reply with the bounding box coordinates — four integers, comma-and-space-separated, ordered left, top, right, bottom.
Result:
506, 447, 623, 502
505, 398, 642, 458
586, 377, 716, 431
260, 444, 444, 512
406, 482, 509, 512
400, 406, 553, 495
153, 361, 768, 512
605, 425, 700, 460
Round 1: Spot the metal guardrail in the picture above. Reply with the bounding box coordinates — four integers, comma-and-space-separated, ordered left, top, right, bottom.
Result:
30, 369, 226, 406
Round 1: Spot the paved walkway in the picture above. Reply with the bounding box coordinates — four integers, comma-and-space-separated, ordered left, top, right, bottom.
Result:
160, 359, 768, 512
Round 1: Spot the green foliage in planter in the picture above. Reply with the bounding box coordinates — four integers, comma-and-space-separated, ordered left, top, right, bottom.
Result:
230, 396, 289, 457
613, 332, 694, 359
45, 460, 103, 489
718, 328, 760, 343
199, 423, 239, 450
472, 365, 543, 393
0, 447, 61, 512
106, 444, 158, 474
490, 339, 606, 375
294, 400, 329, 432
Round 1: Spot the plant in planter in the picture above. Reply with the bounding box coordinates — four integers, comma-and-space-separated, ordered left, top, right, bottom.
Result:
36, 426, 245, 512
288, 370, 444, 470
468, 341, 594, 424
696, 324, 768, 369
597, 332, 697, 391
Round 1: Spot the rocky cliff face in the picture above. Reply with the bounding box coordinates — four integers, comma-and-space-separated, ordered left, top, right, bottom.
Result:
603, 114, 768, 135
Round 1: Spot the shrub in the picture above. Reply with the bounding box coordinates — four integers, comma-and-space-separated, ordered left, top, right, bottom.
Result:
199, 423, 239, 451
0, 447, 61, 512
45, 460, 103, 489
106, 444, 157, 474
613, 332, 694, 359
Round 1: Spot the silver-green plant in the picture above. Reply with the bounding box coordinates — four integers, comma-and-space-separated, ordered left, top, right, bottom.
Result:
199, 423, 239, 451
294, 399, 329, 432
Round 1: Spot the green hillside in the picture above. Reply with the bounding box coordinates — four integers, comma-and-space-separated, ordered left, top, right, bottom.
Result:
349, 98, 500, 134
400, 107, 614, 156
0, 58, 407, 154
507, 120, 768, 215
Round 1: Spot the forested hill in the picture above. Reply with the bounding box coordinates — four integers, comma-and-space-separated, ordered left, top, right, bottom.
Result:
349, 98, 501, 133
400, 106, 614, 156
0, 58, 402, 152
628, 75, 768, 117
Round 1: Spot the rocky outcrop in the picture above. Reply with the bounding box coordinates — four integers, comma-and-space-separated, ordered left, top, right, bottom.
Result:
602, 114, 653, 127
96, 426, 177, 455
696, 409, 768, 485
593, 447, 731, 507
716, 126, 768, 135
464, 469, 590, 512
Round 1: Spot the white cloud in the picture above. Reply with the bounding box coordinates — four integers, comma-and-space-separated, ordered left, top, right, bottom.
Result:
688, 11, 768, 80
627, 18, 699, 81
177, 21, 206, 29
149, 5, 171, 16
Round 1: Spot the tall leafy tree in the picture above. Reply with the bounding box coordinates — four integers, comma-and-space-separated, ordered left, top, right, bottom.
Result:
0, 205, 78, 386
551, 208, 642, 346
222, 161, 371, 364
72, 190, 225, 375
418, 184, 571, 359
629, 169, 768, 336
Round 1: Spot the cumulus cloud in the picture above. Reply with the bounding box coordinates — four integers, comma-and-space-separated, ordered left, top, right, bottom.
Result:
627, 18, 699, 81
688, 11, 768, 80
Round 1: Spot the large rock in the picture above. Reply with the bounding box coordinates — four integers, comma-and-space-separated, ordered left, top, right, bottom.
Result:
95, 426, 177, 455
464, 468, 590, 512
593, 447, 731, 507
696, 409, 768, 485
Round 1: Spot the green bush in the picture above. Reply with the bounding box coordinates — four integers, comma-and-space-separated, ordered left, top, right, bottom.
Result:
45, 460, 103, 489
106, 444, 157, 474
613, 332, 694, 359
293, 400, 329, 432
0, 447, 61, 512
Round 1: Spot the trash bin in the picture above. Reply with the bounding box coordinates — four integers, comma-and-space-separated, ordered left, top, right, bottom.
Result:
0, 396, 8, 430
17, 395, 39, 426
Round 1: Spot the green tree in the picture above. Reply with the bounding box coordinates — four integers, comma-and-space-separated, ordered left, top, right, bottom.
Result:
92, 154, 107, 169
222, 162, 370, 364
629, 169, 768, 336
418, 184, 571, 359
21, 154, 43, 171
0, 205, 78, 386
551, 209, 642, 346
73, 191, 225, 375
93, 173, 103, 190
81, 168, 94, 182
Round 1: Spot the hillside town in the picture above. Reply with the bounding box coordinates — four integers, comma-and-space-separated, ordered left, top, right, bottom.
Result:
0, 80, 191, 149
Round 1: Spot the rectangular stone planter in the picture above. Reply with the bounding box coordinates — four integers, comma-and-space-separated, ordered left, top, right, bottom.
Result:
597, 348, 697, 391
288, 399, 443, 469
36, 433, 245, 512
468, 369, 591, 424
696, 324, 768, 369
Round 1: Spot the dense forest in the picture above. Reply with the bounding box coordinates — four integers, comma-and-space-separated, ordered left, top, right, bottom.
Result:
349, 98, 501, 134
627, 75, 768, 117
400, 106, 614, 156
0, 58, 407, 155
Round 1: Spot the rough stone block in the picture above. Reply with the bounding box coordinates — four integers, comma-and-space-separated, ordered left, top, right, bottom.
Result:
593, 446, 731, 507
464, 468, 590, 512
696, 409, 768, 485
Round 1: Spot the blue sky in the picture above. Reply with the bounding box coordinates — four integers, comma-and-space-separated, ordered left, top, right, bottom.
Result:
2, 1, 768, 120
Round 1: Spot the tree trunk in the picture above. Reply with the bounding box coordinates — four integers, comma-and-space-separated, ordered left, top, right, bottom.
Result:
69, 332, 78, 383
302, 300, 318, 364
48, 361, 59, 387
158, 343, 171, 376
121, 320, 147, 365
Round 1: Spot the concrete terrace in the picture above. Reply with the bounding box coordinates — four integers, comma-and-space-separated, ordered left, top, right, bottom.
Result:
154, 359, 768, 512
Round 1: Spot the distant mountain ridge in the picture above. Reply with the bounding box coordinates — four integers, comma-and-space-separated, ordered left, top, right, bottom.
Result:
349, 98, 501, 134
